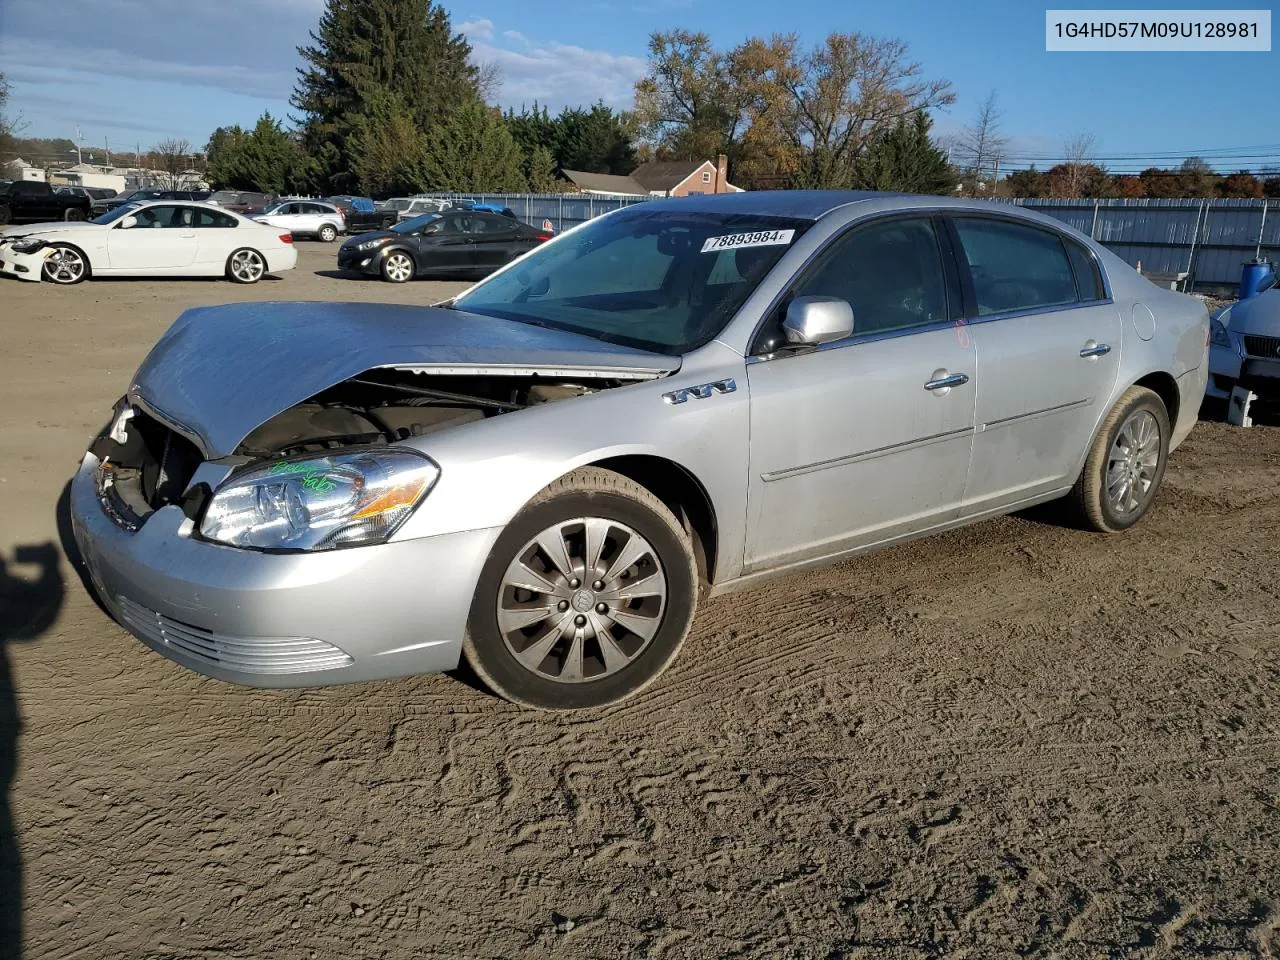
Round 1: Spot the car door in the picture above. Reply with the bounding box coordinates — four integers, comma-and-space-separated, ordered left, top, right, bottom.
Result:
105, 204, 199, 271
417, 214, 475, 276
466, 213, 520, 273
744, 214, 977, 572
192, 206, 242, 269
948, 215, 1123, 510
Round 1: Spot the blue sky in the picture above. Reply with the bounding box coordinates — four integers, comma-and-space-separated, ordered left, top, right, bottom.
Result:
2, 0, 1277, 171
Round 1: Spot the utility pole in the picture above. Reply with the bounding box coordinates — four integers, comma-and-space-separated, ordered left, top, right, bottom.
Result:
104, 137, 111, 167
73, 126, 84, 165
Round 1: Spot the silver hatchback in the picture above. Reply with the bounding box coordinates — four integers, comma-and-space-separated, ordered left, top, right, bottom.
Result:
70, 192, 1209, 709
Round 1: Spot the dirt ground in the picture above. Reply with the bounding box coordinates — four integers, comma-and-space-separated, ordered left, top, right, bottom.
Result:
1, 245, 1278, 959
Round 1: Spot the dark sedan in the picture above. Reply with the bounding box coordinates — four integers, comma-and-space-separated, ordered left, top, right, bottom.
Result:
337, 210, 553, 282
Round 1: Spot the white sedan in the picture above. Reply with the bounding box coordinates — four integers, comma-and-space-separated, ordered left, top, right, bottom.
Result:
0, 201, 298, 285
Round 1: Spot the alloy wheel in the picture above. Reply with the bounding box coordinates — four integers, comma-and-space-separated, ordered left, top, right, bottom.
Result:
230, 249, 265, 283
383, 253, 413, 283
496, 517, 668, 684
43, 247, 86, 284
1106, 410, 1161, 515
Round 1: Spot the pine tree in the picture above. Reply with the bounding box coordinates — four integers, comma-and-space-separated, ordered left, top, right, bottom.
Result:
527, 146, 560, 193
419, 101, 528, 192
206, 113, 315, 194
853, 112, 958, 195
292, 0, 479, 191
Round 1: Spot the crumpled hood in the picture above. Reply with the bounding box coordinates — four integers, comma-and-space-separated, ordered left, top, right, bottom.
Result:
129, 301, 679, 458
1, 221, 103, 239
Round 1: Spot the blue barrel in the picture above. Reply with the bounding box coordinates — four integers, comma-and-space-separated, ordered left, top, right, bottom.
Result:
1239, 259, 1275, 300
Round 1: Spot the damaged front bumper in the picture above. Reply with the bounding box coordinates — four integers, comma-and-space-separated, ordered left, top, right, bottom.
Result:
0, 241, 51, 281
70, 451, 502, 688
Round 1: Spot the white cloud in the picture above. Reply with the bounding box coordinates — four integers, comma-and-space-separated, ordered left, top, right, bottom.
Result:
458, 19, 495, 41
469, 29, 646, 112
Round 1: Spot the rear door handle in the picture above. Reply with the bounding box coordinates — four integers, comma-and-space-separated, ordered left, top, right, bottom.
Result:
1080, 342, 1111, 358
924, 372, 970, 392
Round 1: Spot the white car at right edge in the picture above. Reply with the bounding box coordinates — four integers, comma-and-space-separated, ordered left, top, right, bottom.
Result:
0, 201, 298, 285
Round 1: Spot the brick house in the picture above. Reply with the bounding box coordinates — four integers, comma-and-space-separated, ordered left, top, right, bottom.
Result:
561, 155, 742, 197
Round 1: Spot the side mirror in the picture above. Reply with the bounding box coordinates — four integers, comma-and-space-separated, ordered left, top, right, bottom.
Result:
781, 296, 854, 346
119, 215, 138, 230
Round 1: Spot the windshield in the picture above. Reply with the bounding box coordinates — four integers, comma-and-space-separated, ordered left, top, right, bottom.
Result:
384, 199, 411, 211
391, 213, 442, 234
453, 210, 810, 354
93, 203, 140, 225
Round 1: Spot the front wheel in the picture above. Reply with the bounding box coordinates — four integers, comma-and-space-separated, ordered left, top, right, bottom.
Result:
1067, 386, 1170, 532
317, 223, 337, 243
0, 205, 11, 225
381, 251, 414, 283
42, 244, 90, 284
463, 468, 699, 710
226, 248, 266, 284
64, 207, 86, 222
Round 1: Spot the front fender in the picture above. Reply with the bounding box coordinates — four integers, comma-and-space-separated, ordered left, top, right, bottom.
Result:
392, 346, 751, 582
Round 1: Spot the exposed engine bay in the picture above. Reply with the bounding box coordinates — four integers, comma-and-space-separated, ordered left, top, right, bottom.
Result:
89, 368, 638, 528
234, 369, 622, 458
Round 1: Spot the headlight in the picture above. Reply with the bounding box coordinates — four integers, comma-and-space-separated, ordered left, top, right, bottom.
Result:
200, 449, 439, 551
1210, 313, 1233, 348
356, 237, 392, 252
8, 237, 45, 253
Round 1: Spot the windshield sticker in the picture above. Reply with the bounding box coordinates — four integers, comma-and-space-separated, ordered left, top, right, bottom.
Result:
700, 229, 795, 254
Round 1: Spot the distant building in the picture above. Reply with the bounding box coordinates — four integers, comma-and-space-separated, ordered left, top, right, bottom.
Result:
561, 155, 743, 198
48, 163, 128, 193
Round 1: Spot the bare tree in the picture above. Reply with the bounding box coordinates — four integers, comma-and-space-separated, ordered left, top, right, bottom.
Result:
957, 90, 1007, 194
152, 137, 192, 189
0, 72, 29, 162
1061, 132, 1096, 196
474, 60, 503, 103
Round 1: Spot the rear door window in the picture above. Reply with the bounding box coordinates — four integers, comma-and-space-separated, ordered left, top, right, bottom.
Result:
952, 217, 1080, 315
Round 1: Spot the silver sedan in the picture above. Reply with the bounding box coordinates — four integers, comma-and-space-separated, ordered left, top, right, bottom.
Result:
70, 192, 1209, 709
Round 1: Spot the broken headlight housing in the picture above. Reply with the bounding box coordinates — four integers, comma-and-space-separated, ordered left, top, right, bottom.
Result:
7, 237, 46, 253
200, 449, 439, 551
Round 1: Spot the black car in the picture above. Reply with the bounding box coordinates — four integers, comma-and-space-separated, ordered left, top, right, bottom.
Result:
104, 189, 211, 212
324, 196, 396, 233
337, 210, 553, 283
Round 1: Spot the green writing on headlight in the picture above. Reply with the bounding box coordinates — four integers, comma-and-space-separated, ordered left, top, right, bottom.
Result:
268, 460, 339, 492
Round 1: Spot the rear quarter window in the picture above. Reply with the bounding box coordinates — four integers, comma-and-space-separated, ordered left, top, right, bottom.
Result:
1065, 241, 1106, 300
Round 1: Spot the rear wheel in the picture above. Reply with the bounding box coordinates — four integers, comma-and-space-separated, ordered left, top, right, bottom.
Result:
381, 251, 414, 283
464, 468, 698, 710
226, 248, 266, 284
64, 207, 86, 222
1066, 386, 1170, 532
42, 244, 90, 284
317, 223, 337, 243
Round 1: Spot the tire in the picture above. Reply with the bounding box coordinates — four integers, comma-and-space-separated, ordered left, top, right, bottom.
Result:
41, 244, 90, 284
317, 223, 337, 243
0, 205, 10, 225
381, 250, 415, 283
64, 207, 86, 222
226, 248, 266, 284
1066, 386, 1170, 533
463, 467, 699, 710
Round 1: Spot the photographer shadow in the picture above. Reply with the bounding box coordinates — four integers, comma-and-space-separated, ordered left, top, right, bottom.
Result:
0, 542, 65, 959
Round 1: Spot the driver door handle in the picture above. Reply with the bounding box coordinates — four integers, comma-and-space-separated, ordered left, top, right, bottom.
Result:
1080, 342, 1112, 358
924, 373, 970, 391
